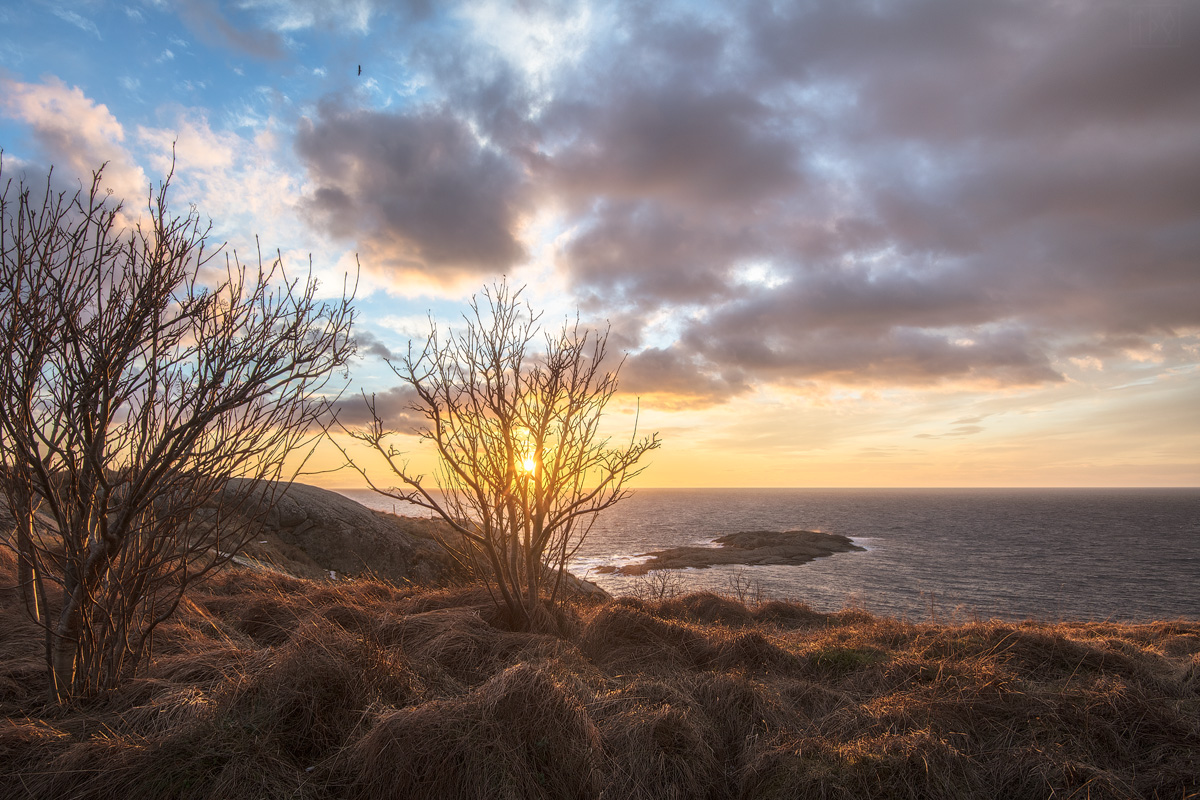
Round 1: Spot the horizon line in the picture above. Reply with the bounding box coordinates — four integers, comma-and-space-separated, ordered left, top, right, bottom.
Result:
324, 484, 1200, 491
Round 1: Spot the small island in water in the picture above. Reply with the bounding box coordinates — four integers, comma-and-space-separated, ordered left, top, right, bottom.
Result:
595, 529, 864, 575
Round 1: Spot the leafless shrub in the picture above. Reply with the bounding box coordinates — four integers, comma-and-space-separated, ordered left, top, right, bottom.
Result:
333, 282, 659, 630
0, 160, 355, 702
725, 567, 764, 605
630, 569, 683, 603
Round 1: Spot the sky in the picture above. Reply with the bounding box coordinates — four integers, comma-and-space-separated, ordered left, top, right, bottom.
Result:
1, 0, 1197, 488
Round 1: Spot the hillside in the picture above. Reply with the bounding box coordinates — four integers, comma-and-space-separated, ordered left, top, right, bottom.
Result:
218, 481, 609, 599
213, 481, 464, 585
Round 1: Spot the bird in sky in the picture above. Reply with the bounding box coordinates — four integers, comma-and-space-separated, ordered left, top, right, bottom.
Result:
357, 65, 362, 76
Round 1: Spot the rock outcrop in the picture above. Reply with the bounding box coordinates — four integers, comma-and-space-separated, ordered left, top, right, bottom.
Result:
594, 530, 864, 576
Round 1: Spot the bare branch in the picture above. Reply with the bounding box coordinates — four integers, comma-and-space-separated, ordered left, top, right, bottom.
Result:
0, 158, 356, 702
337, 280, 659, 630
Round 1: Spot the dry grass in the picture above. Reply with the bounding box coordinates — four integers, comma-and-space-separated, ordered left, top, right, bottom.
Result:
2, 557, 1198, 799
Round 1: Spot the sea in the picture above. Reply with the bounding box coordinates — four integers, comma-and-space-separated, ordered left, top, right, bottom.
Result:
335, 488, 1200, 623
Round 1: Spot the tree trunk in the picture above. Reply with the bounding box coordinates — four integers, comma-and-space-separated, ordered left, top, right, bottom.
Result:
485, 537, 526, 630
15, 510, 41, 623
525, 548, 539, 626
51, 589, 82, 703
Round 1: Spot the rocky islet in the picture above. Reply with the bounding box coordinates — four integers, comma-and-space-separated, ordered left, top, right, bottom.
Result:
594, 529, 865, 576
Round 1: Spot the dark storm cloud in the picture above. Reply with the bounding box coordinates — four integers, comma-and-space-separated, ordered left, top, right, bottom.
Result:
523, 0, 1200, 398
296, 102, 530, 278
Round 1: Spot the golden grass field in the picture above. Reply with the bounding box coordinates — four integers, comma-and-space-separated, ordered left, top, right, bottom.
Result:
2, 549, 1198, 799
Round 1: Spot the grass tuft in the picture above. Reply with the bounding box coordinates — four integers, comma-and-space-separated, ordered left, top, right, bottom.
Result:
1, 561, 1197, 800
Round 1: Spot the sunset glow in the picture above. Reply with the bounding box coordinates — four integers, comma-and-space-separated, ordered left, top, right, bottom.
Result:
3, 2, 1197, 488
1, 9, 1197, 789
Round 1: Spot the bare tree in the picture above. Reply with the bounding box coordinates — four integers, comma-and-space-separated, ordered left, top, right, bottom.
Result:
336, 283, 659, 629
632, 569, 684, 603
0, 161, 356, 703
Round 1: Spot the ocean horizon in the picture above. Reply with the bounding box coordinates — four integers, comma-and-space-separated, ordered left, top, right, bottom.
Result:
334, 486, 1200, 624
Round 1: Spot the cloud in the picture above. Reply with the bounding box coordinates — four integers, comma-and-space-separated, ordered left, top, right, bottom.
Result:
174, 0, 428, 54
680, 291, 1064, 387
135, 108, 301, 247
176, 0, 286, 59
512, 0, 1200, 396
562, 200, 759, 310
0, 78, 146, 204
915, 424, 984, 440
739, 0, 1200, 333
546, 85, 804, 209
50, 0, 1186, 401
330, 385, 425, 432
50, 7, 101, 38
249, 0, 431, 34
295, 102, 532, 283
617, 346, 750, 409
353, 329, 394, 360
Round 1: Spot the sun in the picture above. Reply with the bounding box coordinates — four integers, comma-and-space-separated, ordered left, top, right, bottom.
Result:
513, 427, 538, 476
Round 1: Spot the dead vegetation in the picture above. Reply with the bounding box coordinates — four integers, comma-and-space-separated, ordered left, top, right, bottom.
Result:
2, 551, 1197, 799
